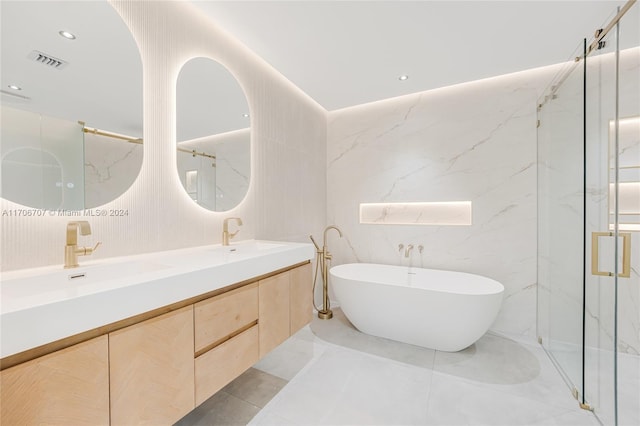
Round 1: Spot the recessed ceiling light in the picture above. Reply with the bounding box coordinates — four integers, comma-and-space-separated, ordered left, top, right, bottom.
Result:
398, 75, 409, 81
242, 113, 250, 118
59, 30, 76, 40
8, 84, 22, 91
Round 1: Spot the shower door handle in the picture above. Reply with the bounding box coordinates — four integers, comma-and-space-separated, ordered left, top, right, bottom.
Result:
591, 232, 631, 278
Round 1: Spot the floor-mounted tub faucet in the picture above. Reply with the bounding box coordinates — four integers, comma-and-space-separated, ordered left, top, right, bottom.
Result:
309, 225, 343, 320
64, 221, 100, 268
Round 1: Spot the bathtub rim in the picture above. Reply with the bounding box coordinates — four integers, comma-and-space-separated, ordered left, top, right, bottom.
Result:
329, 262, 504, 296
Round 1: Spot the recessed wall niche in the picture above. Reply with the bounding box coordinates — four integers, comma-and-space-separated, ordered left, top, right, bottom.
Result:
0, 1, 143, 210
176, 57, 251, 212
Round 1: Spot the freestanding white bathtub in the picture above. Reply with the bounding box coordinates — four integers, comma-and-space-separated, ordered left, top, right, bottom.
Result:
330, 263, 504, 352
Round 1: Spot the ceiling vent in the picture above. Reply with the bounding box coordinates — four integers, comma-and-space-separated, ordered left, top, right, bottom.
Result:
27, 50, 68, 70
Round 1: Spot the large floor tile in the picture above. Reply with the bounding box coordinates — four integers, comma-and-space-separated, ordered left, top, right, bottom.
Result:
253, 329, 327, 380
175, 391, 260, 426
433, 333, 541, 384
310, 308, 436, 369
425, 372, 586, 426
434, 333, 584, 413
322, 353, 432, 425
222, 368, 288, 408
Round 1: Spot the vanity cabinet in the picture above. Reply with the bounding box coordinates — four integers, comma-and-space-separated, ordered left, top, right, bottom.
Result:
0, 335, 109, 426
0, 261, 312, 425
259, 263, 313, 358
259, 271, 291, 357
194, 283, 259, 405
290, 262, 313, 334
109, 306, 195, 426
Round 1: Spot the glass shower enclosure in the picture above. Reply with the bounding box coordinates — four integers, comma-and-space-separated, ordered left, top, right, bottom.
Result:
537, 2, 639, 425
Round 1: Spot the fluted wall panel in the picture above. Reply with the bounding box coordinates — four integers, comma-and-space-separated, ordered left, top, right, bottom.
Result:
1, 0, 327, 271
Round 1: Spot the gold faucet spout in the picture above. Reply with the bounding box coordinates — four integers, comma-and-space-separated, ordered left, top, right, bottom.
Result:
323, 225, 343, 245
222, 217, 243, 246
64, 221, 99, 268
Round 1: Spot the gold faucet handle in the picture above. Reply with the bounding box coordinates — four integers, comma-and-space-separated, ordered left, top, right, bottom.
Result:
81, 242, 102, 256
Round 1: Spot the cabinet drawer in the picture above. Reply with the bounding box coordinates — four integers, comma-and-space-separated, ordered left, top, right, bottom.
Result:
195, 324, 259, 406
194, 283, 258, 353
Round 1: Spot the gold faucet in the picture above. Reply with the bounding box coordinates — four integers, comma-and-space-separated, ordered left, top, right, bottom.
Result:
222, 217, 243, 246
309, 225, 343, 320
64, 221, 101, 268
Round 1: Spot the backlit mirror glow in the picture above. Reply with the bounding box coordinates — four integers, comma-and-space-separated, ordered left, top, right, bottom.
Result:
176, 57, 251, 212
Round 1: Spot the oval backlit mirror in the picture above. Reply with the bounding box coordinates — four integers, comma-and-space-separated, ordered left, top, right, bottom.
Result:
176, 57, 251, 212
0, 1, 143, 210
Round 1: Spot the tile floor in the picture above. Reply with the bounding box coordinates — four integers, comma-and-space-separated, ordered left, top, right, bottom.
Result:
178, 309, 603, 425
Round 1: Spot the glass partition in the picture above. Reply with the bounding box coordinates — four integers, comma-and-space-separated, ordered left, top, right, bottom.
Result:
536, 41, 586, 396
537, 3, 639, 425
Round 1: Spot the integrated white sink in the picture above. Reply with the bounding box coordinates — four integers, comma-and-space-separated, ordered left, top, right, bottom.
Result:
2, 261, 170, 300
211, 241, 285, 255
0, 240, 314, 359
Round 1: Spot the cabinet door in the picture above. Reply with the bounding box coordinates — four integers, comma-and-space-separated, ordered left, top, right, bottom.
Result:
290, 263, 313, 334
0, 335, 109, 426
109, 306, 195, 426
259, 271, 290, 357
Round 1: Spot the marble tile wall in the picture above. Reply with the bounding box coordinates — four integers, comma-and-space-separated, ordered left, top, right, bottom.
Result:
0, 0, 327, 271
84, 133, 143, 209
326, 65, 562, 340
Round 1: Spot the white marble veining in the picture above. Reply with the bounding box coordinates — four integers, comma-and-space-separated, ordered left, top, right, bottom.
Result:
327, 65, 561, 340
84, 132, 143, 209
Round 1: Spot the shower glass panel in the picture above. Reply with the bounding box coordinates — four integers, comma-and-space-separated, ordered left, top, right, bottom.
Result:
538, 2, 639, 425
584, 25, 618, 426
536, 42, 586, 396
584, 3, 639, 424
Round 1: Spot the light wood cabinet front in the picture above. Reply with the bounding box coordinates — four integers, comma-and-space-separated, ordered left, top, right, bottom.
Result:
290, 262, 313, 334
109, 306, 195, 426
0, 335, 109, 426
195, 325, 259, 405
194, 282, 258, 353
259, 271, 291, 358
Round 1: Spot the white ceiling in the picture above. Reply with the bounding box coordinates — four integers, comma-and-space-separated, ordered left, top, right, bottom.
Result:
192, 0, 627, 111
1, 1, 143, 137
0, 0, 630, 139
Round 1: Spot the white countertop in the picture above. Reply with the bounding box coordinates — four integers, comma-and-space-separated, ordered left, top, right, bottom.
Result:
0, 240, 314, 359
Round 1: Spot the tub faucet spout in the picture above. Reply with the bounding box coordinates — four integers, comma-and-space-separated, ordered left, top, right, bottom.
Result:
404, 244, 414, 258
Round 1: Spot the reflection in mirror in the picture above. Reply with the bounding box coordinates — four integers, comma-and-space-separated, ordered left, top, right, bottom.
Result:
609, 116, 640, 231
177, 57, 251, 212
0, 1, 142, 210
